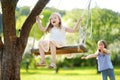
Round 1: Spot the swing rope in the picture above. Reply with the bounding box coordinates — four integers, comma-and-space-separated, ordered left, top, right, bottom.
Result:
78, 0, 92, 51
32, 24, 37, 49
89, 7, 93, 39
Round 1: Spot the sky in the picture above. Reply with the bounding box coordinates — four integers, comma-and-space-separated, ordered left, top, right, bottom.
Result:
17, 0, 120, 13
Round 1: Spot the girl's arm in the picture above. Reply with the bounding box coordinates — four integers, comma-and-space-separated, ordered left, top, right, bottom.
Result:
65, 16, 82, 33
103, 48, 110, 54
81, 50, 99, 60
36, 16, 46, 32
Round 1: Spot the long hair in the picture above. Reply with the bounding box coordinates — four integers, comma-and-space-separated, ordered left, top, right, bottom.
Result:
45, 12, 62, 33
98, 40, 108, 49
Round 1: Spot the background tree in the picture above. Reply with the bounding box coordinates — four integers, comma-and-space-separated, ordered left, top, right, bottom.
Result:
0, 0, 49, 80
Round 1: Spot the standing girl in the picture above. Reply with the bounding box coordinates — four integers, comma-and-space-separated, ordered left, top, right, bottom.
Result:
36, 12, 82, 68
81, 40, 116, 80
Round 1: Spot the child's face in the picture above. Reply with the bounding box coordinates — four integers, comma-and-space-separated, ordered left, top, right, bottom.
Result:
50, 14, 60, 26
98, 41, 104, 50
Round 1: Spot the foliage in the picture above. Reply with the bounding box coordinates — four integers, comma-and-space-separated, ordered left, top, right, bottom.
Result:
109, 40, 120, 65
91, 8, 120, 44
16, 6, 30, 17
16, 6, 30, 36
21, 53, 34, 69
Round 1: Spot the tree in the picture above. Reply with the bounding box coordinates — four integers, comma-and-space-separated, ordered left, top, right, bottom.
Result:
0, 0, 49, 80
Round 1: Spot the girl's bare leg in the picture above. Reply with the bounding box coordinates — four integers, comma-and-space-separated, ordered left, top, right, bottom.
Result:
49, 41, 56, 67
38, 41, 45, 63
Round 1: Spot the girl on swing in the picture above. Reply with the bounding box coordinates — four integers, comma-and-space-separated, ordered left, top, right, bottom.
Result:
36, 12, 82, 69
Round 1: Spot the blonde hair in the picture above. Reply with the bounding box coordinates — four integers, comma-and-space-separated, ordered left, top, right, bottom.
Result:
46, 12, 62, 33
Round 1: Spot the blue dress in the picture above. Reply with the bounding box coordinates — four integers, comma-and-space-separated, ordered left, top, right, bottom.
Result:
97, 52, 113, 71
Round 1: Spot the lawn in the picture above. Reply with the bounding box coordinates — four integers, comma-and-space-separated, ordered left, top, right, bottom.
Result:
21, 67, 120, 80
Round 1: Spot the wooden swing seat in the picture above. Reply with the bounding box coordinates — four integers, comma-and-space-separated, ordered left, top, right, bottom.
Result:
31, 44, 87, 56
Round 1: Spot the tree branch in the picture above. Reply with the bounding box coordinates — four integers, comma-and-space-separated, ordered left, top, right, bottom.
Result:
19, 0, 50, 46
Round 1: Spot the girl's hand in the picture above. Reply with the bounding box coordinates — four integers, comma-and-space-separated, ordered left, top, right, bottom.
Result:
36, 15, 40, 19
36, 16, 40, 23
103, 48, 110, 54
78, 17, 82, 22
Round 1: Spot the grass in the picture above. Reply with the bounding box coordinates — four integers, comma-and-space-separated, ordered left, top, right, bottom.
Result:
21, 67, 120, 80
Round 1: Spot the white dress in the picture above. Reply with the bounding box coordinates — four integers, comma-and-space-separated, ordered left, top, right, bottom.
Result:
38, 26, 66, 52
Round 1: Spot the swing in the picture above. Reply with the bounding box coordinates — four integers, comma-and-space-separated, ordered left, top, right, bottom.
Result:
31, 45, 87, 55
31, 0, 92, 55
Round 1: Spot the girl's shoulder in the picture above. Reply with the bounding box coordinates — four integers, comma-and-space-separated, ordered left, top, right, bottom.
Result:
62, 23, 67, 28
61, 25, 67, 30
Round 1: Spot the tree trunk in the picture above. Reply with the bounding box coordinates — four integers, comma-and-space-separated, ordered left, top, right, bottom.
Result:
2, 40, 23, 80
1, 0, 49, 80
1, 1, 23, 80
0, 37, 3, 80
